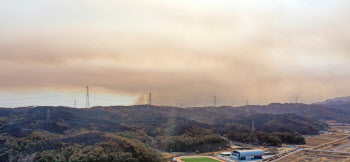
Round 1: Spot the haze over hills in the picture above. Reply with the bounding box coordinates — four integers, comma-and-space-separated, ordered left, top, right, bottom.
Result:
313, 96, 350, 114
314, 96, 350, 106
1, 101, 349, 161
188, 103, 350, 123
1, 104, 335, 135
1, 0, 350, 162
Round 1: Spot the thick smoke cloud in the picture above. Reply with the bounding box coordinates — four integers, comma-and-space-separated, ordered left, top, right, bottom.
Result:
1, 0, 350, 106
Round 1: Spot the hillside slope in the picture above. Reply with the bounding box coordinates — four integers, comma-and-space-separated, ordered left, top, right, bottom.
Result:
188, 103, 350, 123
0, 104, 340, 161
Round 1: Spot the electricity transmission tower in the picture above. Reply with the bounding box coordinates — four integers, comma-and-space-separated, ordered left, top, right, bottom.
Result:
147, 92, 152, 111
252, 120, 255, 133
46, 109, 50, 123
85, 86, 90, 108
245, 100, 249, 121
214, 95, 217, 107
148, 92, 157, 116
74, 99, 77, 108
148, 92, 152, 105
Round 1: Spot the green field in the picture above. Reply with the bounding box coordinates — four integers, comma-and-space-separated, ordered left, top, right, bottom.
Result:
181, 157, 220, 162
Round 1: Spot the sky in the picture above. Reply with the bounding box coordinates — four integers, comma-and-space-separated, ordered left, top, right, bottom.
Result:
1, 0, 350, 108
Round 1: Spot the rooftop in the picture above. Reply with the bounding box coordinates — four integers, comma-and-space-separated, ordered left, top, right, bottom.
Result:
234, 149, 264, 153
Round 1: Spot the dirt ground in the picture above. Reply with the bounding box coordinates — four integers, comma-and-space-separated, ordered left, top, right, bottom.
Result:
275, 125, 350, 162
305, 134, 348, 147
279, 151, 350, 162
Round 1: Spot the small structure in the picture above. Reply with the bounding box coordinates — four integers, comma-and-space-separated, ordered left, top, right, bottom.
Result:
220, 152, 231, 157
231, 149, 264, 161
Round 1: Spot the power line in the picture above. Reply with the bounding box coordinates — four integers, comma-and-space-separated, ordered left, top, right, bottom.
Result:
0, 90, 135, 108
90, 95, 135, 102
2, 95, 134, 108
0, 93, 85, 104
2, 97, 85, 105
0, 94, 72, 101
1, 97, 86, 108
90, 93, 133, 99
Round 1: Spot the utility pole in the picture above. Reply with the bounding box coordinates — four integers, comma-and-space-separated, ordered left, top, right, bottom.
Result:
46, 109, 50, 123
85, 86, 90, 108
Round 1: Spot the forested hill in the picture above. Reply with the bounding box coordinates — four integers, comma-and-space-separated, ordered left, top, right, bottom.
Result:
0, 104, 338, 135
0, 106, 229, 161
188, 103, 350, 123
216, 113, 326, 135
0, 104, 341, 161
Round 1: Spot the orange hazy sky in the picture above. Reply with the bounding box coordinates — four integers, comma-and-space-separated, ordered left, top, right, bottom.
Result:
1, 0, 350, 107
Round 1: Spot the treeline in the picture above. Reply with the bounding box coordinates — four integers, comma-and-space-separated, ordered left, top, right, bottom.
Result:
226, 131, 305, 146
273, 132, 305, 144
157, 126, 229, 153
216, 114, 326, 136
0, 130, 166, 162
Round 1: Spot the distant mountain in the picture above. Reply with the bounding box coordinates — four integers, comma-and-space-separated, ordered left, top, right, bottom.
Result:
188, 103, 350, 123
1, 103, 348, 136
313, 96, 350, 114
314, 96, 350, 105
247, 114, 326, 135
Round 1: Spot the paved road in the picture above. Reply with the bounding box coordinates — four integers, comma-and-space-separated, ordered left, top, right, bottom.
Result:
270, 149, 303, 162
305, 149, 350, 154
333, 140, 350, 152
272, 149, 350, 162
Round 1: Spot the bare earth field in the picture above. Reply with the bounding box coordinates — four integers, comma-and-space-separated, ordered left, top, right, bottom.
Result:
274, 126, 350, 162
305, 134, 348, 147
279, 150, 350, 162
333, 140, 350, 152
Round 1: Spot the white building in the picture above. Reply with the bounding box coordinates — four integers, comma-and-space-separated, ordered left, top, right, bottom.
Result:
231, 149, 264, 161
220, 152, 232, 157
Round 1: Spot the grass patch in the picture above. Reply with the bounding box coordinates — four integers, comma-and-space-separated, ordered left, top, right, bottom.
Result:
181, 157, 220, 162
